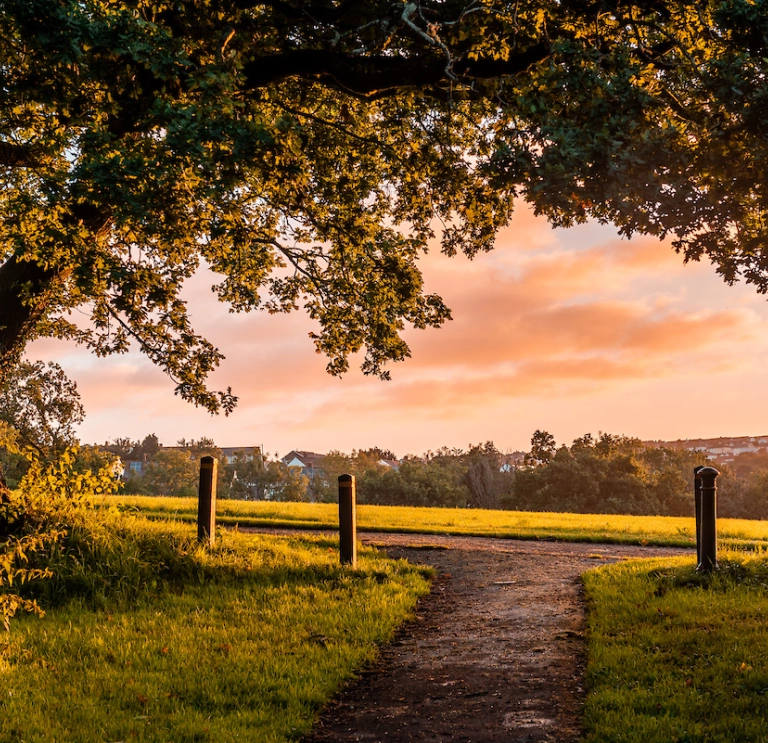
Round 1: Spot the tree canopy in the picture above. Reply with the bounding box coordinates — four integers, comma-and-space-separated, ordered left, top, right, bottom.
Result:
2, 0, 767, 409
0, 360, 84, 456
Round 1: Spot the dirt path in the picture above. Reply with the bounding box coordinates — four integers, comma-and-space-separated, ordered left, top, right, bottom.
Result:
302, 533, 691, 743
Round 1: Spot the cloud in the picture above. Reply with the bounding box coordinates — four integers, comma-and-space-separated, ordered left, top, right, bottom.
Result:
25, 207, 768, 452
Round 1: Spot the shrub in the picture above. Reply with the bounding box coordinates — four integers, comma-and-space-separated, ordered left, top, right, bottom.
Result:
0, 439, 118, 628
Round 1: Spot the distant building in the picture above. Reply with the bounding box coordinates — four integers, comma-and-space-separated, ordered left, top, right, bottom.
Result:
281, 450, 325, 479
644, 434, 768, 463
118, 446, 260, 479
219, 446, 259, 464
122, 459, 146, 477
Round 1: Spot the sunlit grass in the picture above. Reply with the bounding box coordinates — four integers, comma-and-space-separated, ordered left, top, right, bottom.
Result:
583, 552, 768, 742
110, 496, 768, 549
0, 518, 430, 743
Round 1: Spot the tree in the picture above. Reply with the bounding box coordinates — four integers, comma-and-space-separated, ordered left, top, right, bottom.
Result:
177, 438, 219, 458
72, 445, 123, 483
357, 448, 398, 463
361, 455, 470, 508
463, 442, 513, 509
225, 450, 309, 501
102, 437, 135, 460
526, 430, 557, 467
133, 448, 198, 497
3, 1, 768, 408
0, 361, 84, 457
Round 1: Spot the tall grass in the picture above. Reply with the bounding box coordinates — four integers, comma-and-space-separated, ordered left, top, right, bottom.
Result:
111, 496, 768, 549
0, 512, 431, 742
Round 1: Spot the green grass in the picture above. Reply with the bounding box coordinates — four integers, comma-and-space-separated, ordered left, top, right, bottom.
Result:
0, 517, 430, 743
110, 496, 768, 549
583, 553, 768, 742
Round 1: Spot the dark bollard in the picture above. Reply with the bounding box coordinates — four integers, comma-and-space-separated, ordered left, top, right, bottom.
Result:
694, 465, 705, 564
198, 455, 218, 546
697, 466, 720, 573
338, 474, 357, 567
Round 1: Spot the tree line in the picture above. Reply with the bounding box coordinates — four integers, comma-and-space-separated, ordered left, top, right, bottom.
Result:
338, 433, 768, 520
111, 430, 768, 520
113, 438, 308, 502
2, 362, 767, 517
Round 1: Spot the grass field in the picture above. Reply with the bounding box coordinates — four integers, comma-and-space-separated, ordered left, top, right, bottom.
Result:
9, 496, 768, 741
583, 553, 768, 742
0, 517, 430, 743
111, 495, 768, 550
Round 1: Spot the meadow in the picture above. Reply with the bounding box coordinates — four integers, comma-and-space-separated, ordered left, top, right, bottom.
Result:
0, 513, 430, 743
113, 495, 768, 550
6, 495, 768, 742
110, 496, 768, 741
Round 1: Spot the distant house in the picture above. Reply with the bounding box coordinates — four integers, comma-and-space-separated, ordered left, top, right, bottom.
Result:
123, 459, 146, 477
219, 446, 259, 464
281, 450, 325, 479
159, 445, 260, 464
378, 458, 401, 471
118, 446, 260, 479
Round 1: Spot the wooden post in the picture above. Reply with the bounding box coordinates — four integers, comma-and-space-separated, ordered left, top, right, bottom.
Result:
697, 466, 720, 573
198, 456, 217, 545
694, 465, 704, 565
338, 474, 357, 567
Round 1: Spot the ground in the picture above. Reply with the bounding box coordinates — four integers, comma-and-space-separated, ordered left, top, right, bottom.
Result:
302, 533, 690, 743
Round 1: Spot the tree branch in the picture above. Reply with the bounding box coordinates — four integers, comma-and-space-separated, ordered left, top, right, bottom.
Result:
0, 257, 66, 377
0, 142, 40, 168
241, 44, 551, 96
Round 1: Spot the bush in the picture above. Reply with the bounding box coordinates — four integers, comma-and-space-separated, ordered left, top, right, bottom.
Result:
0, 442, 118, 628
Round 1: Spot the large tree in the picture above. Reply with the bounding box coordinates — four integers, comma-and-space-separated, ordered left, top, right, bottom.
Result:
2, 0, 767, 409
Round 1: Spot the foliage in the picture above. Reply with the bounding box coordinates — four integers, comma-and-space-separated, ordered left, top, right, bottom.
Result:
108, 429, 768, 517
525, 430, 557, 466
463, 442, 514, 509
0, 422, 26, 491
71, 444, 122, 481
511, 432, 708, 516
0, 360, 84, 458
0, 525, 430, 742
583, 554, 768, 742
311, 449, 389, 503
103, 433, 160, 462
0, 442, 118, 629
306, 433, 710, 516
128, 448, 198, 497
225, 450, 309, 502
361, 454, 470, 508
4, 1, 768, 409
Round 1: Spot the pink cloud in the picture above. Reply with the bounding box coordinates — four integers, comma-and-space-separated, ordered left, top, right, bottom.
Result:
24, 207, 768, 452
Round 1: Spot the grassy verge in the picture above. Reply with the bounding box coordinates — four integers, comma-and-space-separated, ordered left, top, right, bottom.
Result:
583, 553, 768, 742
110, 496, 768, 549
0, 516, 430, 743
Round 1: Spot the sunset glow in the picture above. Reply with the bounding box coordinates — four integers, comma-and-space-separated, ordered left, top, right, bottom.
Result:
32, 207, 768, 456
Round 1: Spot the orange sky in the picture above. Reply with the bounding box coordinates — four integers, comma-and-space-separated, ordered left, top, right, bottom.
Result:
32, 207, 768, 457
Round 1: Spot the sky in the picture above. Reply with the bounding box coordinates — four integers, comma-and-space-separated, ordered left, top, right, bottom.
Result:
29, 206, 768, 458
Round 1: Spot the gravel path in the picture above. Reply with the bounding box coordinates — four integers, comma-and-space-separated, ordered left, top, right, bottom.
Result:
302, 533, 691, 743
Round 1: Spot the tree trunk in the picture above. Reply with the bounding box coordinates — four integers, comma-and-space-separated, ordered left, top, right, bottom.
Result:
0, 255, 62, 383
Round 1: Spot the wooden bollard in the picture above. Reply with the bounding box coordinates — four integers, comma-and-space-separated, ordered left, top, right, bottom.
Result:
694, 465, 705, 565
697, 466, 720, 573
338, 474, 357, 567
198, 456, 218, 545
